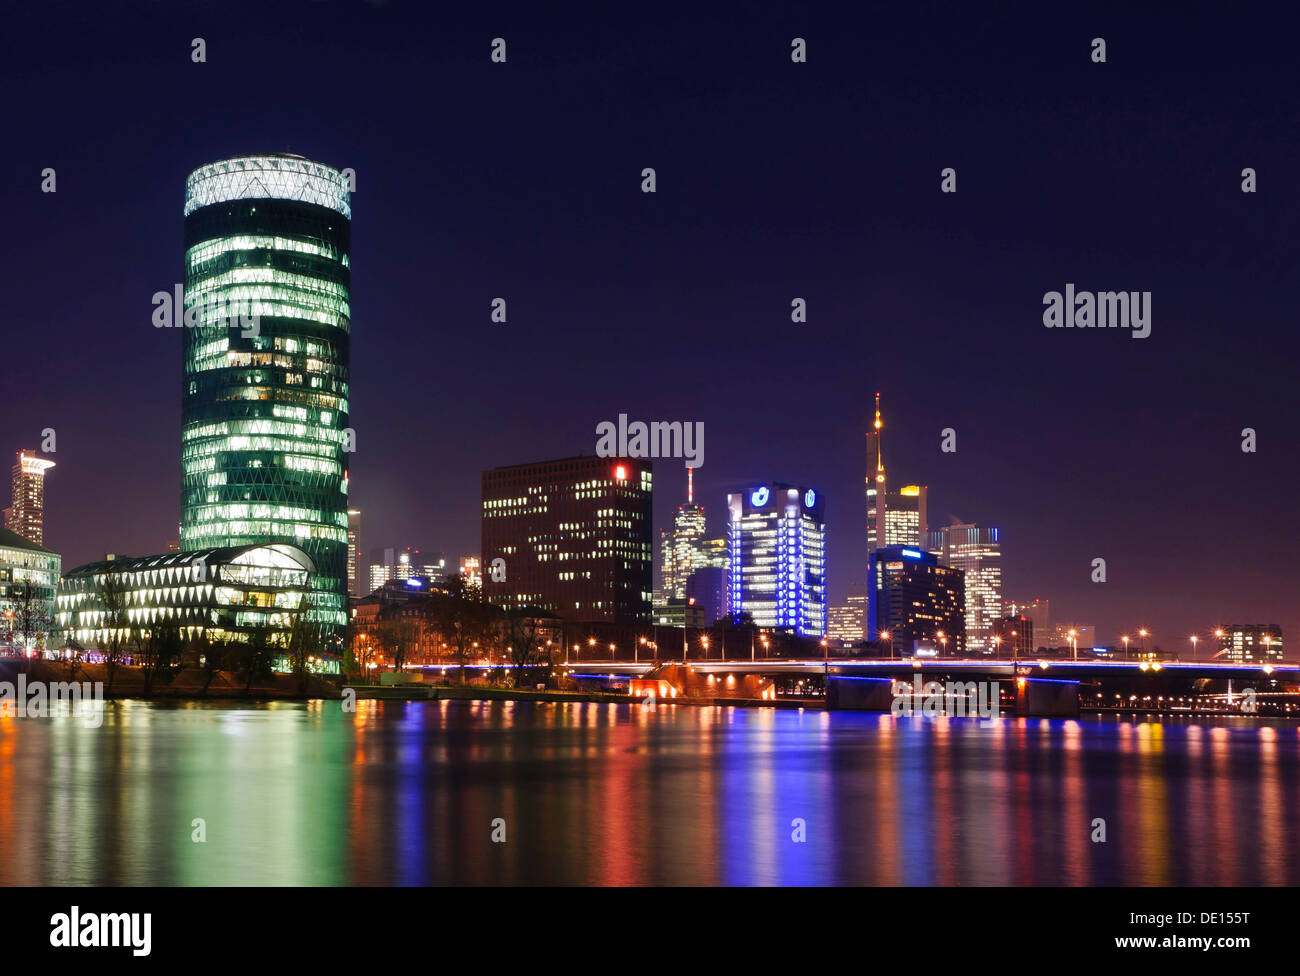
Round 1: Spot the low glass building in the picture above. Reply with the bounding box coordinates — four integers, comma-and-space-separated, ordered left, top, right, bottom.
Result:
0, 527, 62, 652
56, 543, 315, 651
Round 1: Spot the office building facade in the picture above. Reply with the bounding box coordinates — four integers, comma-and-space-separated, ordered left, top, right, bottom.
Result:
1217, 624, 1284, 663
726, 484, 826, 637
347, 508, 361, 595
992, 614, 1034, 656
0, 527, 62, 651
868, 545, 965, 655
180, 153, 352, 642
927, 523, 1002, 653
481, 456, 653, 623
57, 543, 315, 651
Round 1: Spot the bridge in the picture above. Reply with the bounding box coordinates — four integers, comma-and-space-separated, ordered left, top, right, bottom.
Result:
558, 657, 1300, 717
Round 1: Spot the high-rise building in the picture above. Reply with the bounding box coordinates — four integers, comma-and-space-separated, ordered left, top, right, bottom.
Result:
927, 523, 1002, 653
180, 154, 352, 643
481, 456, 653, 623
701, 536, 728, 569
1004, 598, 1049, 648
5, 450, 55, 547
1216, 624, 1283, 663
885, 484, 927, 547
367, 546, 446, 592
459, 555, 482, 587
685, 565, 727, 628
992, 614, 1033, 656
726, 484, 826, 637
660, 468, 707, 599
864, 395, 927, 561
845, 582, 868, 643
868, 545, 965, 655
827, 604, 864, 645
1046, 623, 1099, 653
347, 509, 361, 595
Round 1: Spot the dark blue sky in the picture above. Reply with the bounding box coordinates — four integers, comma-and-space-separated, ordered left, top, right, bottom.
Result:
4, 0, 1297, 647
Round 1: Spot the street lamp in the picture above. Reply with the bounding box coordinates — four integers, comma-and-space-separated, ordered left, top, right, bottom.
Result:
609, 642, 616, 662
1190, 634, 1198, 661
1069, 628, 1077, 661
701, 634, 710, 659
1138, 628, 1149, 659
1122, 635, 1129, 660
880, 629, 891, 660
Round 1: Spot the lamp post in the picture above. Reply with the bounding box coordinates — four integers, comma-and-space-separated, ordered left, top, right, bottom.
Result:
1122, 635, 1129, 660
1139, 628, 1149, 659
1069, 628, 1077, 662
1190, 634, 1198, 662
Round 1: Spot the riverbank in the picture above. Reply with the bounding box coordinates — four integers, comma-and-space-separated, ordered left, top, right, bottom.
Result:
0, 659, 341, 700
346, 682, 817, 709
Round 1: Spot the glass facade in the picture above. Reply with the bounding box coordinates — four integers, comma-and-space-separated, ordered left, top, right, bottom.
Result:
726, 484, 826, 637
180, 154, 351, 646
0, 527, 62, 651
927, 523, 1002, 653
57, 544, 315, 651
481, 457, 654, 623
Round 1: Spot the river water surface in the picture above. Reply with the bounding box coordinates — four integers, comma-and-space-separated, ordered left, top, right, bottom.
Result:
0, 699, 1295, 885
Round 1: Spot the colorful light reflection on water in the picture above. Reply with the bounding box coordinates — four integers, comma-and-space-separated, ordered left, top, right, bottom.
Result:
0, 700, 1296, 885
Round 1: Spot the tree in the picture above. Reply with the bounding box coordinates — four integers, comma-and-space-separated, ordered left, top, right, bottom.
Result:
433, 574, 489, 685
60, 631, 85, 680
99, 575, 131, 696
235, 626, 277, 696
286, 612, 320, 696
12, 579, 48, 656
377, 609, 420, 675
192, 631, 232, 697
503, 609, 551, 688
134, 625, 184, 697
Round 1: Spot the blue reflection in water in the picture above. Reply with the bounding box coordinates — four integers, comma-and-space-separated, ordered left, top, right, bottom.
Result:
0, 701, 1296, 885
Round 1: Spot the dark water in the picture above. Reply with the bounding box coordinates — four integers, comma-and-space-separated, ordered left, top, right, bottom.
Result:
1, 699, 1296, 885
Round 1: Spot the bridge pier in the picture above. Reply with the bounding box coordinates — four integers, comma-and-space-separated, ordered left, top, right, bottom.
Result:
825, 675, 896, 710
1016, 678, 1080, 718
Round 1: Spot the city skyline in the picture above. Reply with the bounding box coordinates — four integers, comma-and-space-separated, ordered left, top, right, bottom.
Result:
4, 4, 1298, 649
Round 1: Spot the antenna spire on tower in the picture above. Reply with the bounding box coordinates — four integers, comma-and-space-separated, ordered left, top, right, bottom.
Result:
687, 466, 694, 505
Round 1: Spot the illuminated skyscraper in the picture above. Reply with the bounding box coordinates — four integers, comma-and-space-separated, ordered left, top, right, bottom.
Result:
927, 523, 1002, 654
347, 508, 361, 595
481, 456, 653, 623
865, 395, 927, 560
726, 484, 826, 637
180, 154, 352, 641
5, 449, 55, 547
660, 468, 707, 599
868, 545, 965, 655
459, 555, 482, 587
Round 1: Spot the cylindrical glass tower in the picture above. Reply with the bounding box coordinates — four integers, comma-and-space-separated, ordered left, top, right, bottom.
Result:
181, 154, 351, 645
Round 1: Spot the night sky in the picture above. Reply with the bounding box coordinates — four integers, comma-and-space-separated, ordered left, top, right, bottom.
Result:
4, 1, 1297, 648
